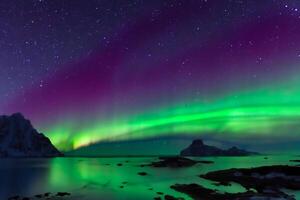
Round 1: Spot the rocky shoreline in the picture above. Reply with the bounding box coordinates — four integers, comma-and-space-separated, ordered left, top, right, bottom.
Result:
171, 183, 294, 200
8, 192, 71, 200
169, 165, 300, 200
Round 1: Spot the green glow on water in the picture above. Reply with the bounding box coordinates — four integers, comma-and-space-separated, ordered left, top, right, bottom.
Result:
45, 156, 300, 199
2, 156, 300, 199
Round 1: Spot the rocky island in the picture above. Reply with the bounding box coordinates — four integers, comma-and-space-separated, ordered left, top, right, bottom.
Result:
180, 139, 258, 156
0, 113, 62, 157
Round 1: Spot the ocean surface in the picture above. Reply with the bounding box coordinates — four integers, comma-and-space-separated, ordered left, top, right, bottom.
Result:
0, 155, 299, 200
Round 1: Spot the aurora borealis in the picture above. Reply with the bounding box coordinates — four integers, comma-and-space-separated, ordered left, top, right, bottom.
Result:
2, 0, 300, 152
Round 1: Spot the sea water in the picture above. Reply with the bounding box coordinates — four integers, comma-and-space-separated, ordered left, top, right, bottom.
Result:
0, 155, 299, 200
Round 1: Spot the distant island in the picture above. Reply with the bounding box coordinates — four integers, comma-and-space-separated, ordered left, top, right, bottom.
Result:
0, 113, 62, 157
180, 139, 258, 156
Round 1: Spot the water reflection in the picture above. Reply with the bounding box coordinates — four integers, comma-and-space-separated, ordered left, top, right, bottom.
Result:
0, 156, 299, 199
0, 159, 51, 199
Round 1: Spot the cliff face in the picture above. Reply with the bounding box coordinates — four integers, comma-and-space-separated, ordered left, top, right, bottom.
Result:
0, 113, 62, 157
180, 139, 258, 157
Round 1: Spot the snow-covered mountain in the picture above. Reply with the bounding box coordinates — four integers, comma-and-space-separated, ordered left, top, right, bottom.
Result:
0, 113, 62, 157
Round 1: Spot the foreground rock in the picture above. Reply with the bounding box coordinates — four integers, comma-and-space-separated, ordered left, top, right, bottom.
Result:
164, 194, 184, 200
148, 156, 211, 168
180, 139, 258, 157
196, 165, 300, 199
8, 192, 71, 200
201, 165, 300, 191
171, 183, 294, 200
138, 172, 148, 176
290, 160, 300, 162
0, 113, 63, 157
56, 192, 71, 197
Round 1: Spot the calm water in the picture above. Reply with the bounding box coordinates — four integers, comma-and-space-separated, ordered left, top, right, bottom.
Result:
0, 155, 299, 200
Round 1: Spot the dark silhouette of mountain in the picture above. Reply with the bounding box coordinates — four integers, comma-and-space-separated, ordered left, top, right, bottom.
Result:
0, 113, 62, 157
180, 139, 258, 156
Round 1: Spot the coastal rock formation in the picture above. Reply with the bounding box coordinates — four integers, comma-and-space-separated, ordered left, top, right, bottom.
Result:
191, 165, 300, 200
8, 192, 71, 200
180, 139, 258, 156
0, 113, 62, 157
200, 165, 300, 192
171, 183, 295, 200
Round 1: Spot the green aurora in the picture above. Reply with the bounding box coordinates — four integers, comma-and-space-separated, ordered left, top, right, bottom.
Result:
44, 75, 300, 151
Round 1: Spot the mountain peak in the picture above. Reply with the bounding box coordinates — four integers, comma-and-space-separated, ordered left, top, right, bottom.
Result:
11, 112, 25, 119
191, 139, 204, 146
180, 139, 258, 157
0, 113, 63, 157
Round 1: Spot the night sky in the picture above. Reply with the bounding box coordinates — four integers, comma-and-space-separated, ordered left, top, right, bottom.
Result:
1, 0, 300, 152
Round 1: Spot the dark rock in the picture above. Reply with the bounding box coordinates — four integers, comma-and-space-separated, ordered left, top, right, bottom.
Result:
8, 196, 20, 200
34, 194, 42, 198
120, 186, 124, 188
138, 172, 148, 176
180, 139, 258, 157
149, 156, 198, 168
56, 192, 71, 197
157, 192, 164, 195
171, 183, 221, 200
195, 165, 300, 199
197, 160, 214, 164
164, 195, 184, 200
225, 146, 257, 156
164, 195, 175, 200
154, 197, 162, 200
117, 163, 123, 166
171, 183, 294, 200
0, 113, 62, 157
201, 165, 300, 192
290, 160, 300, 162
8, 192, 73, 200
44, 193, 50, 197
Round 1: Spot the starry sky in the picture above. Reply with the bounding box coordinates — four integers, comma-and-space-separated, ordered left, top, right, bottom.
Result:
1, 0, 300, 152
